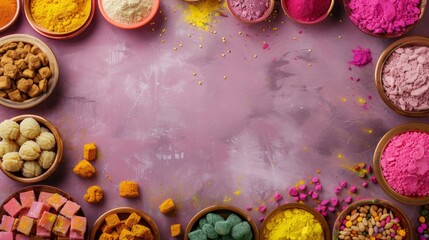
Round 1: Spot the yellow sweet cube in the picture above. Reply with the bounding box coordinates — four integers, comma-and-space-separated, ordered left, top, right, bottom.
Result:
159, 198, 176, 214
124, 212, 141, 228
84, 142, 97, 161
115, 220, 129, 233
105, 214, 121, 228
171, 224, 182, 237
99, 233, 114, 240
119, 181, 139, 198
101, 223, 114, 233
131, 224, 152, 238
119, 229, 135, 240
111, 231, 119, 240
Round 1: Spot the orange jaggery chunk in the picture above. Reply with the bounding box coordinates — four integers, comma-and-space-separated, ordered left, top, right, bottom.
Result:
119, 228, 135, 240
105, 214, 121, 228
131, 224, 152, 238
170, 224, 182, 237
73, 159, 95, 178
124, 212, 141, 228
84, 142, 97, 161
159, 198, 176, 214
119, 181, 139, 198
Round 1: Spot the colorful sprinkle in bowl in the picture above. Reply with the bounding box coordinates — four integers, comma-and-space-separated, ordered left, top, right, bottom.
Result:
0, 114, 63, 184
281, 0, 335, 24
0, 0, 21, 33
260, 203, 331, 239
375, 36, 429, 117
185, 205, 259, 240
344, 0, 427, 38
333, 199, 413, 240
90, 207, 160, 240
226, 0, 275, 24
373, 123, 429, 205
98, 0, 160, 29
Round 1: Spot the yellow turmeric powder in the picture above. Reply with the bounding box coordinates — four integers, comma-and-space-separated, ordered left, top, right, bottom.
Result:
30, 0, 91, 33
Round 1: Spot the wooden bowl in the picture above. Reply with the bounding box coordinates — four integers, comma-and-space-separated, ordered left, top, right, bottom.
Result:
281, 0, 334, 24
23, 0, 93, 37
333, 199, 414, 240
0, 0, 21, 33
373, 123, 429, 205
0, 34, 59, 109
0, 185, 87, 238
98, 0, 160, 29
185, 205, 259, 240
0, 114, 63, 184
90, 207, 160, 240
344, 0, 427, 38
375, 36, 429, 117
226, 0, 275, 24
260, 203, 331, 239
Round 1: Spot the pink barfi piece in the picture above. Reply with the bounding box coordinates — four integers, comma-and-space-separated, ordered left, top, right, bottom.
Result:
37, 192, 53, 204
3, 197, 23, 217
0, 215, 16, 232
69, 230, 84, 240
53, 215, 71, 237
38, 211, 57, 231
0, 232, 14, 239
16, 234, 30, 240
59, 201, 80, 219
17, 215, 34, 235
20, 190, 35, 209
27, 202, 50, 219
36, 224, 51, 238
46, 193, 67, 211
70, 216, 86, 235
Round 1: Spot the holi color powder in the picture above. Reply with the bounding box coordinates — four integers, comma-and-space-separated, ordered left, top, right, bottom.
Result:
183, 0, 223, 31
349, 46, 372, 67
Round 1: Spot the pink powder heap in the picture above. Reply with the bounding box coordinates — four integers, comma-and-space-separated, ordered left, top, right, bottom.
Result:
382, 46, 429, 111
230, 0, 269, 21
348, 0, 421, 34
284, 0, 331, 22
349, 46, 372, 67
381, 131, 429, 196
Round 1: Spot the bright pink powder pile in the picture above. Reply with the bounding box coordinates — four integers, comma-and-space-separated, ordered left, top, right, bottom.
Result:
284, 0, 331, 22
381, 131, 429, 196
382, 46, 429, 111
230, 0, 269, 21
349, 46, 372, 67
348, 0, 421, 34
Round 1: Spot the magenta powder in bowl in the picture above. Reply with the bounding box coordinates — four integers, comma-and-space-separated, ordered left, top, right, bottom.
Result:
382, 46, 429, 112
381, 131, 429, 197
347, 0, 421, 35
228, 0, 270, 22
282, 0, 332, 23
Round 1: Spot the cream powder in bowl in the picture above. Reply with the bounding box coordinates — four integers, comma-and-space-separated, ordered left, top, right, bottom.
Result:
101, 0, 153, 25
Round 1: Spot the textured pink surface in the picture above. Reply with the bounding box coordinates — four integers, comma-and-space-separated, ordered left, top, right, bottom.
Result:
284, 0, 331, 22
381, 131, 429, 196
229, 0, 269, 20
349, 46, 372, 68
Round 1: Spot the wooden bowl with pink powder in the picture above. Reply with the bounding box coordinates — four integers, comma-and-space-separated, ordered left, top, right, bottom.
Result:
373, 123, 429, 205
226, 0, 275, 24
281, 0, 334, 24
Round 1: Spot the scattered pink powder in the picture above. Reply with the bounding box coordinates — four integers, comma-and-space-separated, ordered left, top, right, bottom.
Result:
381, 131, 429, 196
311, 177, 320, 183
283, 0, 331, 22
246, 206, 252, 211
298, 184, 306, 191
258, 205, 267, 213
370, 176, 378, 184
299, 193, 307, 201
331, 198, 338, 206
382, 46, 429, 111
348, 0, 421, 34
262, 42, 269, 49
259, 217, 265, 222
349, 185, 357, 193
362, 182, 369, 188
273, 192, 282, 201
345, 196, 353, 204
229, 0, 269, 21
315, 184, 322, 191
340, 181, 348, 188
349, 46, 372, 67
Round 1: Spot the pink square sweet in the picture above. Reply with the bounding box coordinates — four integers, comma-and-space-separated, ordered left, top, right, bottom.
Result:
59, 201, 80, 219
17, 215, 34, 235
69, 230, 84, 240
53, 215, 71, 237
46, 193, 67, 211
70, 216, 86, 235
38, 211, 57, 231
0, 215, 16, 232
15, 234, 30, 240
36, 224, 51, 238
19, 190, 35, 209
27, 202, 50, 219
0, 232, 14, 239
3, 197, 23, 217
38, 192, 53, 204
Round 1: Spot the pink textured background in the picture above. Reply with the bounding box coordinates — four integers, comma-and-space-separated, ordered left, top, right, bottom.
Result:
1, 0, 429, 238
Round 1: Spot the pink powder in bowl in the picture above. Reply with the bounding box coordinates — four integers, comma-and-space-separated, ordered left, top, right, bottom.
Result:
381, 131, 429, 197
348, 0, 421, 35
283, 0, 331, 23
229, 0, 269, 21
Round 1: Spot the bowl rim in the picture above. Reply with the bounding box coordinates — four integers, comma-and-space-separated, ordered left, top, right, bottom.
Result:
374, 36, 429, 117
0, 0, 21, 33
343, 0, 427, 38
0, 114, 63, 184
281, 0, 335, 24
226, 0, 275, 24
373, 123, 429, 205
260, 203, 331, 239
0, 34, 59, 109
98, 0, 160, 29
23, 0, 92, 36
332, 198, 414, 240
184, 204, 259, 240
89, 206, 160, 240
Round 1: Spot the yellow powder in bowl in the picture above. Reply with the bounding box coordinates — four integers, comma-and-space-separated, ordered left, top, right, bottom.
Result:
30, 0, 91, 33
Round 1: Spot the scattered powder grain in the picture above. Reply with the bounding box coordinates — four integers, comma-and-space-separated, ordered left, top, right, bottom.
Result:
102, 0, 153, 25
349, 46, 372, 67
382, 46, 429, 111
381, 131, 429, 196
0, 0, 17, 29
